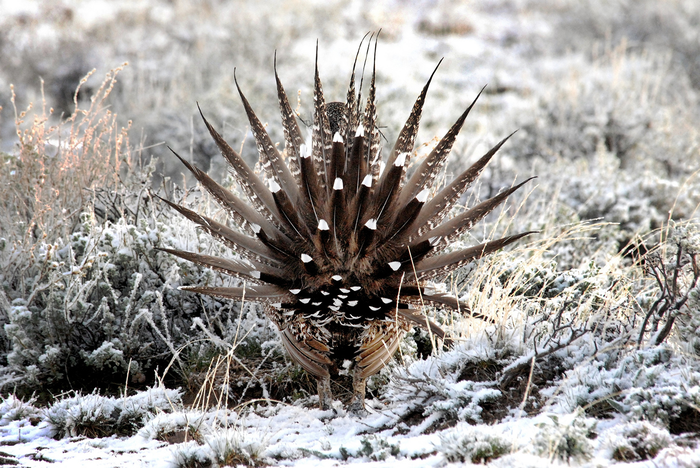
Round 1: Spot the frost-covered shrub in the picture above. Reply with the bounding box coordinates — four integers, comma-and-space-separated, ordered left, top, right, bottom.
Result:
439, 425, 510, 464
339, 435, 400, 462
171, 440, 214, 468
3, 209, 203, 391
0, 189, 280, 396
0, 394, 41, 425
0, 59, 283, 398
621, 356, 700, 430
636, 221, 700, 348
542, 343, 700, 432
204, 427, 269, 467
602, 421, 672, 462
384, 346, 502, 427
44, 386, 181, 438
533, 411, 596, 462
139, 410, 208, 442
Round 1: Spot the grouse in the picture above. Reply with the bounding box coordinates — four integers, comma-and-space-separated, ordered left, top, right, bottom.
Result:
160, 37, 533, 413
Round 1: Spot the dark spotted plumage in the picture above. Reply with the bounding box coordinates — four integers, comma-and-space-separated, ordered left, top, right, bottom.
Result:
160, 38, 534, 413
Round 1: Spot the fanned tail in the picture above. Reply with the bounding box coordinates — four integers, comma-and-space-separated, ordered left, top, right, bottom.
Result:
162, 40, 535, 400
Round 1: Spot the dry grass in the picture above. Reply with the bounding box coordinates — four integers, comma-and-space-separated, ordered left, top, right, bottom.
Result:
1, 64, 132, 298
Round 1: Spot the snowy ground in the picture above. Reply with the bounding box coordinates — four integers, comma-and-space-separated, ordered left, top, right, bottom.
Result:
1, 0, 700, 467
1, 361, 700, 467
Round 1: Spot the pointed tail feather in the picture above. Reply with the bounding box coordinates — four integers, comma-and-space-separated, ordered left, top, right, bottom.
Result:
379, 187, 428, 244
168, 147, 276, 237
197, 105, 281, 226
180, 284, 286, 301
343, 36, 366, 162
362, 37, 380, 174
366, 150, 408, 227
298, 143, 326, 224
411, 132, 516, 238
344, 125, 368, 205
234, 71, 299, 202
156, 195, 284, 266
384, 58, 443, 171
312, 42, 332, 192
416, 177, 535, 252
328, 130, 346, 183
414, 231, 536, 278
157, 248, 285, 285
274, 52, 303, 182
270, 181, 309, 241
397, 87, 485, 208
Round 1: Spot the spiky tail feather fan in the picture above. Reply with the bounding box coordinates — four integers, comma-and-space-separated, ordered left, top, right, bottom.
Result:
161, 38, 534, 412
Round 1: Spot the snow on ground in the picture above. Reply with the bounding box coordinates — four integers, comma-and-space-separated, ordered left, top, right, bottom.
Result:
1, 395, 699, 467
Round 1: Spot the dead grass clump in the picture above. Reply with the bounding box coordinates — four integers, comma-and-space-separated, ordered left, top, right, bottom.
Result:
1, 65, 130, 265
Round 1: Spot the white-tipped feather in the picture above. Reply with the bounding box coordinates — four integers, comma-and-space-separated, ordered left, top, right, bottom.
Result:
416, 188, 430, 203
333, 177, 344, 190
269, 179, 281, 193
394, 152, 408, 167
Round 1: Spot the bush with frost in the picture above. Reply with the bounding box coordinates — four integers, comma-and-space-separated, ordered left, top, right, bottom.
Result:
0, 69, 273, 395
44, 386, 181, 438
602, 421, 672, 462
439, 425, 511, 464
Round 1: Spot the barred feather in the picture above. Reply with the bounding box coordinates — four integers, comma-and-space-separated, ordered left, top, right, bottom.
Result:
274, 52, 303, 183
161, 38, 533, 413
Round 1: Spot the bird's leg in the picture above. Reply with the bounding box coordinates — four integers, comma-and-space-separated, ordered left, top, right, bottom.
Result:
347, 366, 367, 416
317, 374, 332, 410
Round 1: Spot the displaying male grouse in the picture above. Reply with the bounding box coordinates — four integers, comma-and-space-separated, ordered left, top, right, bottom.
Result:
160, 37, 533, 413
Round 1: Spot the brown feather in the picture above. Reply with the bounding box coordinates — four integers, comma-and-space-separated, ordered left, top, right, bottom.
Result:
162, 39, 532, 413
